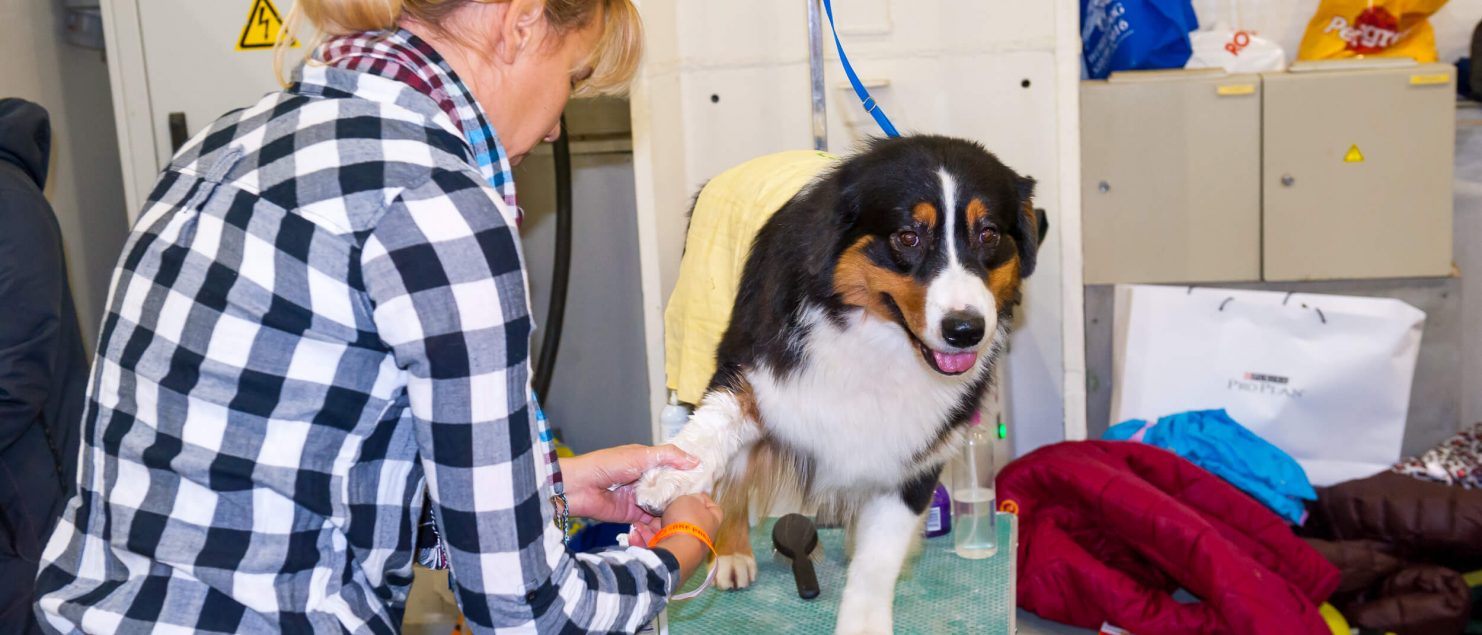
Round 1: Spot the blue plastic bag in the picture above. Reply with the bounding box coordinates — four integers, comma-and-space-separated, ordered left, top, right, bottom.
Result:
1081, 0, 1199, 79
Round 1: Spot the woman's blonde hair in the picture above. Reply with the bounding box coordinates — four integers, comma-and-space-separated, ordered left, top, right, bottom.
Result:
276, 0, 642, 97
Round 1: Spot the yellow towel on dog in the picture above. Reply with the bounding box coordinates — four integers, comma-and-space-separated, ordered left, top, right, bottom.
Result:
665, 150, 839, 405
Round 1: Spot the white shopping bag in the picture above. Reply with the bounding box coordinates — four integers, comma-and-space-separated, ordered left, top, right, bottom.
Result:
1111, 285, 1426, 486
1185, 0, 1286, 73
1186, 23, 1286, 73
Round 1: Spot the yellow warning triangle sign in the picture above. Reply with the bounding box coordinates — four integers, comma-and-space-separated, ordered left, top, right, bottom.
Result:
1344, 144, 1365, 163
237, 0, 298, 51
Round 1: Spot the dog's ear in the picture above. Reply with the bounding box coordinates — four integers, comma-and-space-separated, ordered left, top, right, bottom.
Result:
833, 164, 867, 228
1013, 175, 1043, 277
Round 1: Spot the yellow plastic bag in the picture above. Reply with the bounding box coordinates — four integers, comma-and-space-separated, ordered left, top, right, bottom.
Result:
1297, 0, 1449, 62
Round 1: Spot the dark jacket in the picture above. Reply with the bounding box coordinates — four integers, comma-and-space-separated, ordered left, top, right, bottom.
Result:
1300, 470, 1482, 635
0, 97, 87, 632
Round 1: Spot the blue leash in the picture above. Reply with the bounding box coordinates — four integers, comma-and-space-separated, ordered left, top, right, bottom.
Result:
822, 0, 900, 137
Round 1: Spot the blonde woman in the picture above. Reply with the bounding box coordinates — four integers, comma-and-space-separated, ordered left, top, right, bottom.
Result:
33, 0, 721, 632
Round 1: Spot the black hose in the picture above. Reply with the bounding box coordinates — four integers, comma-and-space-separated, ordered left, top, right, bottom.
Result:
533, 114, 572, 401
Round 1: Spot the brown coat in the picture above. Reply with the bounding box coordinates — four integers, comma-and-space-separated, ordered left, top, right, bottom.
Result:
1301, 471, 1482, 634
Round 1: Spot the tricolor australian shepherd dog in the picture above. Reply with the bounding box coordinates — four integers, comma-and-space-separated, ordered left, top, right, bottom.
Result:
636, 135, 1042, 634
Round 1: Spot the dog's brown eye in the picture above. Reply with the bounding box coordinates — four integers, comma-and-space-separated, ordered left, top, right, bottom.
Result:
897, 231, 921, 248
979, 227, 1000, 245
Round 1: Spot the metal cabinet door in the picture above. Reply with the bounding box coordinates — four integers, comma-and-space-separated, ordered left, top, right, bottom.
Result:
1081, 72, 1263, 284
133, 0, 299, 169
1262, 65, 1455, 281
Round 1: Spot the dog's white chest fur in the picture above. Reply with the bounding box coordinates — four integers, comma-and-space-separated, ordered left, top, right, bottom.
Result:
747, 308, 984, 493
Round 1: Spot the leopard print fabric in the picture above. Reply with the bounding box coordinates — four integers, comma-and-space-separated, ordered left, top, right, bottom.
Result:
1392, 422, 1482, 489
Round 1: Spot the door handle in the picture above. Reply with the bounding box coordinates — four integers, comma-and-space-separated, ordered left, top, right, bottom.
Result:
168, 112, 188, 153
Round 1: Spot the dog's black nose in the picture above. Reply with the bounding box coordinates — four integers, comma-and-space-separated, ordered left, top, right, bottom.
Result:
941, 311, 986, 348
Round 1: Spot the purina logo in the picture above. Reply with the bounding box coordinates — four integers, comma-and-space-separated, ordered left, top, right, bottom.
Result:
1229, 372, 1304, 398
1243, 372, 1288, 384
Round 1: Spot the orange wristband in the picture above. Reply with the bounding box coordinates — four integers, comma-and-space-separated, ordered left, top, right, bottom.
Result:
648, 522, 717, 554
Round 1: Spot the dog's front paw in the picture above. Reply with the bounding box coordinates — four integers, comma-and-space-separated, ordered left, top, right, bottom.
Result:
715, 553, 758, 590
835, 599, 892, 635
634, 466, 707, 516
834, 618, 891, 635
835, 620, 889, 635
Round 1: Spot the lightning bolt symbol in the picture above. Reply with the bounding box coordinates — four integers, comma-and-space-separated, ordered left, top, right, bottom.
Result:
257, 6, 273, 40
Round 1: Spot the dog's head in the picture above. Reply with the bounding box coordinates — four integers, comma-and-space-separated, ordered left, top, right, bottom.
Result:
830, 136, 1042, 376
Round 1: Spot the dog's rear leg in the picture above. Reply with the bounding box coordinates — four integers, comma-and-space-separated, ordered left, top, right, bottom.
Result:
713, 464, 757, 590
635, 383, 761, 515
834, 492, 925, 635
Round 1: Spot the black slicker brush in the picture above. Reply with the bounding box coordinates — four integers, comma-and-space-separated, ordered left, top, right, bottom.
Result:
772, 514, 820, 600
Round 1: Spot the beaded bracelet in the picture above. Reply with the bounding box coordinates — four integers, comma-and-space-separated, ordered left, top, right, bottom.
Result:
550, 492, 569, 544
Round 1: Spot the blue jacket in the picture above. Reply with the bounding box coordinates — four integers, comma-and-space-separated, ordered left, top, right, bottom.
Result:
0, 98, 87, 632
1105, 409, 1316, 524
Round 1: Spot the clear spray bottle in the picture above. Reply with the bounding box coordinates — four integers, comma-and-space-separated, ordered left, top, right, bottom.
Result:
951, 414, 997, 559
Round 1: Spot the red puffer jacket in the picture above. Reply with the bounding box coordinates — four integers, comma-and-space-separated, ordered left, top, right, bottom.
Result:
998, 441, 1340, 635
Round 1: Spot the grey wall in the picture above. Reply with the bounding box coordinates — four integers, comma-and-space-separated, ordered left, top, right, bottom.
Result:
516, 151, 652, 454
1455, 104, 1482, 426
0, 0, 130, 349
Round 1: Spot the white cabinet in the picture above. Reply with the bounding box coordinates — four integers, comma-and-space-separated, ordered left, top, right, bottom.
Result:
103, 0, 303, 216
1080, 64, 1456, 284
1263, 64, 1455, 281
99, 1, 660, 451
1081, 72, 1263, 284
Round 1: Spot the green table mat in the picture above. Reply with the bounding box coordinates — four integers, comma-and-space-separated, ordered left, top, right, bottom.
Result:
663, 512, 1016, 634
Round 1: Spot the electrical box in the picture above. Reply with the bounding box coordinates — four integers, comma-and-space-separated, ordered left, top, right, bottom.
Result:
1080, 71, 1263, 285
1081, 63, 1455, 284
102, 0, 304, 216
1262, 63, 1455, 281
100, 0, 660, 452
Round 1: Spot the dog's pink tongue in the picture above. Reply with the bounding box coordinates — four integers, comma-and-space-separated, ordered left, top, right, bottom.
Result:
933, 351, 978, 374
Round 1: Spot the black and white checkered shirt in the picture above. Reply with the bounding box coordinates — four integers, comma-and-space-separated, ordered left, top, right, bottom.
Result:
35, 30, 678, 634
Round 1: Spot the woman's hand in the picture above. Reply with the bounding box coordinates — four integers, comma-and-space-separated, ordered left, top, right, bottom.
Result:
560, 444, 699, 528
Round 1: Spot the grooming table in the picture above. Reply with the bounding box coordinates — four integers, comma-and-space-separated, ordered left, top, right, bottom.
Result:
661, 512, 1017, 634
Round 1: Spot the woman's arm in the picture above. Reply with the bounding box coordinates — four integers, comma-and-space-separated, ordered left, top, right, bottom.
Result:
649, 493, 724, 581
362, 171, 680, 633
